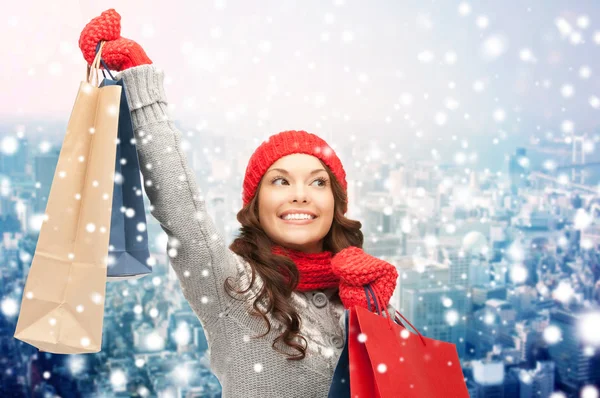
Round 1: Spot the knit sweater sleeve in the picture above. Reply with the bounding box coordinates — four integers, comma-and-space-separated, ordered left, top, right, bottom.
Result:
114, 64, 237, 329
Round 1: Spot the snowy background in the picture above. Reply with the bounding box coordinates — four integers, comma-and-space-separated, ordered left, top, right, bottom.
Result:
2, 1, 600, 397
3, 0, 600, 171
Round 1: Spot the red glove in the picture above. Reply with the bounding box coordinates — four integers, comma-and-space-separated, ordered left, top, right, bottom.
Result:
79, 8, 152, 71
331, 246, 398, 311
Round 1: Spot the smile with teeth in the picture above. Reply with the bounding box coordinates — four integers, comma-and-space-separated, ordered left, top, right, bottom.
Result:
280, 214, 317, 220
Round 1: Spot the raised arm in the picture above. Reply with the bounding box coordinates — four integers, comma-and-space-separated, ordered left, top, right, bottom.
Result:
117, 65, 239, 324
79, 9, 239, 331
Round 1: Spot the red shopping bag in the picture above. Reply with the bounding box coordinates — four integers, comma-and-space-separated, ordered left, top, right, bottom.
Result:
348, 285, 469, 397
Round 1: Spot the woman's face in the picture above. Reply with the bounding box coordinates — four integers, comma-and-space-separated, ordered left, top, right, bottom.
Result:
257, 154, 335, 253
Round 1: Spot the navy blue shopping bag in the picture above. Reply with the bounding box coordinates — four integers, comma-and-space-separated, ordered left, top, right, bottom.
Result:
328, 309, 351, 397
97, 43, 152, 281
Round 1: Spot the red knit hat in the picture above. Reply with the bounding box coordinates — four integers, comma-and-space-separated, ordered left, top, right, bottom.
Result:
242, 130, 348, 213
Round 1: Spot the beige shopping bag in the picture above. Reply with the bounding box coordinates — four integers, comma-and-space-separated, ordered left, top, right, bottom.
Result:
13, 42, 122, 354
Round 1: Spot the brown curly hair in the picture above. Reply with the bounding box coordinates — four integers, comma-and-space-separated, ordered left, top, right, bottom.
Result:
225, 159, 363, 360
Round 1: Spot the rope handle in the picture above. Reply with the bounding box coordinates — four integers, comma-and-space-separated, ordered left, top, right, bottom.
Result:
363, 284, 427, 347
86, 41, 105, 86
94, 41, 116, 80
86, 41, 117, 86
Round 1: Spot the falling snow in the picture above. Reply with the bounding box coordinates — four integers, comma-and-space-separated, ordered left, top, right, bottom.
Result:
2, 1, 600, 396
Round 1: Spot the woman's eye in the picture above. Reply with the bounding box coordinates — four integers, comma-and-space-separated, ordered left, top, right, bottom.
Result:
272, 177, 327, 186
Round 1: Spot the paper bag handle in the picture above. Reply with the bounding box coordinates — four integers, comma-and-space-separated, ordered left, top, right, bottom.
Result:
86, 41, 105, 86
94, 41, 116, 81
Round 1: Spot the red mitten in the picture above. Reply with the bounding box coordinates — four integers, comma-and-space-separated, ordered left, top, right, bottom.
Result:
331, 246, 399, 311
98, 37, 153, 71
78, 9, 121, 65
79, 8, 152, 71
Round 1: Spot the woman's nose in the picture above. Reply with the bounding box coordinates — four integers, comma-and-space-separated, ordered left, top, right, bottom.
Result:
291, 186, 309, 203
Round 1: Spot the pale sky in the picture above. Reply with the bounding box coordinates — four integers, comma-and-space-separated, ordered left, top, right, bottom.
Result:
2, 0, 600, 149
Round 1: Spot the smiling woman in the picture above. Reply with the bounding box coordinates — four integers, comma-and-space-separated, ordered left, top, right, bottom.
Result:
80, 10, 402, 397
258, 154, 335, 254
227, 131, 368, 361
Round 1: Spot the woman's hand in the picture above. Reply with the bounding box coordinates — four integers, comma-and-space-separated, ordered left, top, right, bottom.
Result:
331, 246, 398, 310
331, 246, 397, 285
79, 8, 152, 71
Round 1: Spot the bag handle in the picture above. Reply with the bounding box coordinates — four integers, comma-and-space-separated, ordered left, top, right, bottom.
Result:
363, 284, 397, 330
364, 284, 381, 314
364, 284, 405, 329
86, 41, 118, 86
364, 284, 427, 347
94, 41, 116, 81
86, 41, 105, 86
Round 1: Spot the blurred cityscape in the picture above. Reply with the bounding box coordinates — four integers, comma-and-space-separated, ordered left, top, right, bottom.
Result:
1, 119, 600, 398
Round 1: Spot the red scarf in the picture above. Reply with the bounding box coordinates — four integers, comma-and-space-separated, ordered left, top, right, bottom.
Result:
271, 245, 398, 310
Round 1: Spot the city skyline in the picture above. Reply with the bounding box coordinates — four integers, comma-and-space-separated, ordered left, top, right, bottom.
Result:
2, 1, 600, 397
2, 122, 600, 395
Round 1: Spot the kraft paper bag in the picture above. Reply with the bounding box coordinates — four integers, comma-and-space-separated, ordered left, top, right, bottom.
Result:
13, 42, 121, 354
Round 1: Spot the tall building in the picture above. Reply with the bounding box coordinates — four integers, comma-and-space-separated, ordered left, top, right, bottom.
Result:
508, 147, 530, 195
166, 309, 208, 353
447, 248, 492, 288
388, 168, 404, 204
0, 193, 14, 217
467, 299, 516, 358
508, 285, 539, 314
374, 162, 390, 191
471, 285, 507, 307
0, 136, 29, 178
362, 192, 399, 235
513, 321, 544, 365
394, 255, 450, 309
402, 285, 468, 357
471, 360, 504, 398
133, 322, 166, 353
548, 309, 600, 395
346, 179, 360, 217
403, 160, 439, 191
447, 249, 470, 287
504, 367, 521, 397
362, 234, 403, 258
517, 361, 555, 398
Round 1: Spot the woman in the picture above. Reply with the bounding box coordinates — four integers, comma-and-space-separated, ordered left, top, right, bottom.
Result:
80, 9, 400, 397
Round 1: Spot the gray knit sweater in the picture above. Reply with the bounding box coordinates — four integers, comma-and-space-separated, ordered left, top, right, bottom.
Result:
115, 64, 397, 398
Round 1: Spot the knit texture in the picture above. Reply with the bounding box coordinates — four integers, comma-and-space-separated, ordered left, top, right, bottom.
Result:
242, 130, 348, 213
331, 246, 399, 310
79, 9, 152, 71
79, 9, 120, 65
273, 245, 398, 310
272, 245, 338, 290
115, 64, 400, 397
